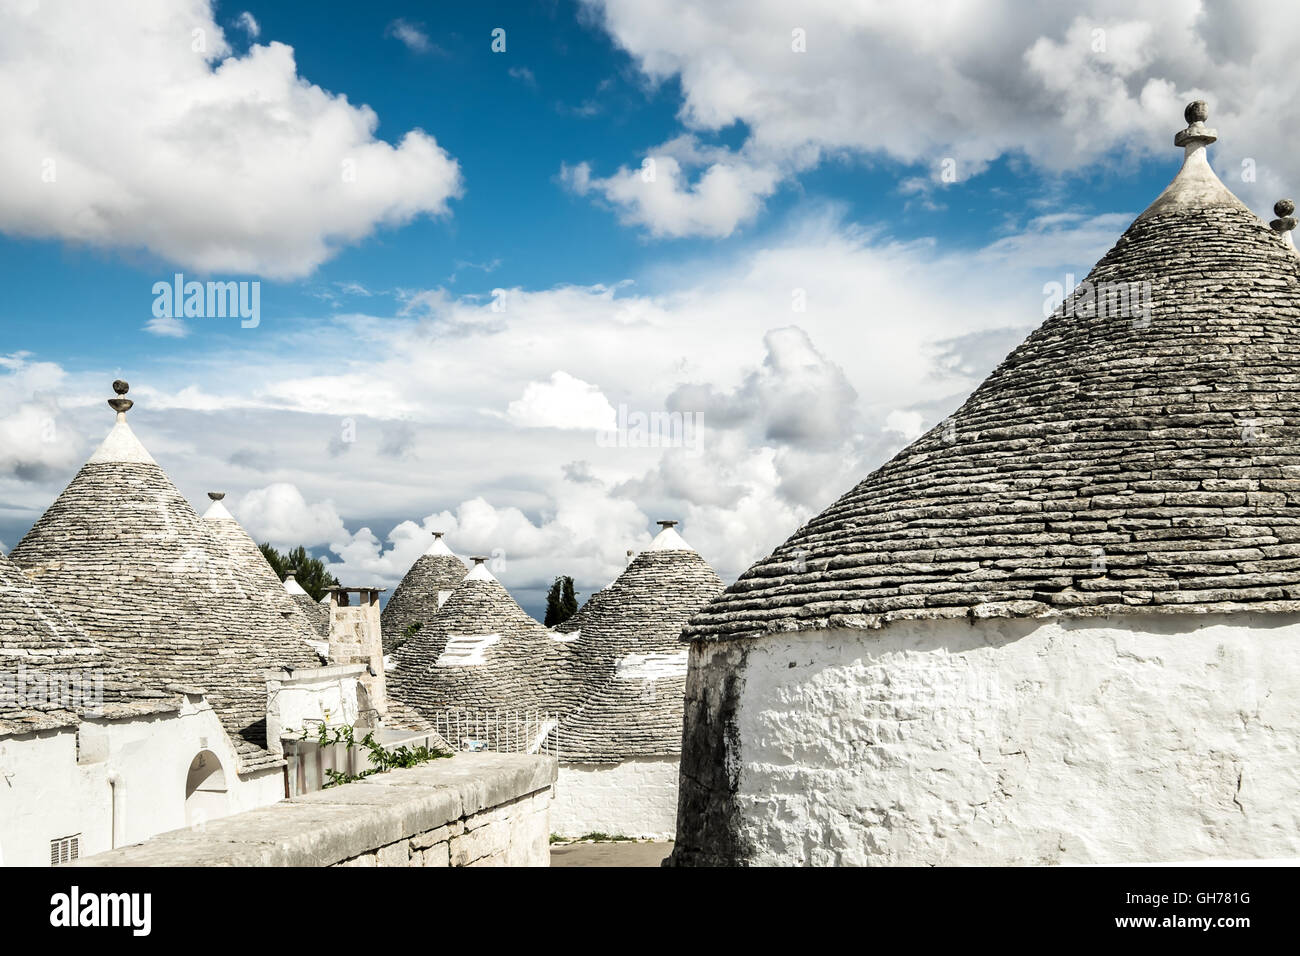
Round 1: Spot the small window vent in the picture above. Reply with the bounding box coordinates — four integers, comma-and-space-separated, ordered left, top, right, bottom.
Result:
50, 834, 80, 866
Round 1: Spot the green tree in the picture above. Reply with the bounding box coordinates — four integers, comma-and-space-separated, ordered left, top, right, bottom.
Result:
544, 575, 580, 627
259, 542, 339, 601
561, 576, 578, 620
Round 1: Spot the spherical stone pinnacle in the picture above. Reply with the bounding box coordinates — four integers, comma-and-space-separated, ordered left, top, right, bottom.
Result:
112, 379, 129, 395
1275, 199, 1296, 218
1185, 100, 1209, 124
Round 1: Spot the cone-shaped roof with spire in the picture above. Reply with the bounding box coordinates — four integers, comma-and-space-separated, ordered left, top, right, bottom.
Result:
688, 103, 1300, 641
561, 521, 724, 762
282, 569, 330, 638
201, 491, 323, 651
9, 383, 321, 769
388, 556, 573, 715
380, 531, 468, 654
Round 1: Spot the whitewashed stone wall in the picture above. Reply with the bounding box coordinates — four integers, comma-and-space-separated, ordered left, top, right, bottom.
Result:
552, 757, 679, 840
708, 613, 1300, 865
0, 694, 280, 867
71, 753, 556, 867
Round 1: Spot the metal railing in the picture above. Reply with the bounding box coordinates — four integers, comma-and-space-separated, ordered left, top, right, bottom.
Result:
428, 709, 562, 759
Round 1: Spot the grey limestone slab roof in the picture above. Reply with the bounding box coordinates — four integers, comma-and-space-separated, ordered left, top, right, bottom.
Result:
685, 105, 1300, 641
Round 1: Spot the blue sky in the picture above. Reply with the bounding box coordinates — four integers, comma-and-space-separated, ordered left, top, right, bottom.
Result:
0, 0, 1176, 362
2, 0, 1296, 615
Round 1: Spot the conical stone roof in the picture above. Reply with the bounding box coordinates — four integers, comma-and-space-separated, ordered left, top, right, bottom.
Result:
0, 551, 178, 736
561, 523, 724, 762
388, 559, 573, 715
380, 532, 467, 654
282, 570, 330, 638
687, 103, 1300, 641
201, 492, 322, 651
8, 383, 321, 769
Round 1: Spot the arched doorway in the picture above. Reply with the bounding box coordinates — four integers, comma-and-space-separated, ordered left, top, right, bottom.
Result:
184, 750, 228, 826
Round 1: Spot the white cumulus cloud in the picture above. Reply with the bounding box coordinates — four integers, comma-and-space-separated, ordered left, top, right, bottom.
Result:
506, 371, 619, 430
0, 0, 463, 278
235, 482, 349, 548
574, 0, 1300, 234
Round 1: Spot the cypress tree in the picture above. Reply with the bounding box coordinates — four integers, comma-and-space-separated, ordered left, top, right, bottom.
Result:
560, 576, 578, 621
544, 575, 579, 626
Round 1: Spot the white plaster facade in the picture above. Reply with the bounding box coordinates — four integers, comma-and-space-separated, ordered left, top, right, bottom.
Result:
265, 664, 366, 751
0, 693, 282, 867
552, 757, 679, 840
707, 612, 1300, 865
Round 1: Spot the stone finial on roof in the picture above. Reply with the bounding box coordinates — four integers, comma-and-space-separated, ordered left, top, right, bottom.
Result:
107, 380, 133, 418
1137, 101, 1246, 222
649, 520, 694, 552
1174, 100, 1216, 148
422, 531, 455, 557
1271, 199, 1297, 249
465, 556, 496, 582
283, 568, 309, 597
207, 491, 226, 501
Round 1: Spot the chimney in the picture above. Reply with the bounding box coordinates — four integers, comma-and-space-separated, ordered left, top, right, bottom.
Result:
325, 586, 388, 722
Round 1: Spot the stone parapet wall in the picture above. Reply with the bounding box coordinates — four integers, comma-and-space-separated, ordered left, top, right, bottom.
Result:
71, 753, 556, 867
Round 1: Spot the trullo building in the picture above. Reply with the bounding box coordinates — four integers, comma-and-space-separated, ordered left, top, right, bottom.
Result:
202, 491, 322, 650
381, 531, 467, 654
2, 382, 368, 863
0, 549, 221, 866
388, 557, 574, 718
670, 103, 1300, 866
550, 521, 723, 840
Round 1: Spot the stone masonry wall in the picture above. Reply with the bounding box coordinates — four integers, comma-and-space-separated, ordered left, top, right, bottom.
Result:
71, 753, 556, 867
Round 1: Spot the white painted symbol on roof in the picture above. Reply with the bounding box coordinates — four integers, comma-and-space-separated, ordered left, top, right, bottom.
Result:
614, 651, 688, 681
436, 634, 501, 666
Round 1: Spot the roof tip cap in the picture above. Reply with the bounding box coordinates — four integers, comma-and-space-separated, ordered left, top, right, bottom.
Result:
1272, 199, 1298, 249
470, 555, 489, 565
1174, 100, 1217, 149
107, 380, 133, 417
207, 491, 225, 501
656, 519, 678, 529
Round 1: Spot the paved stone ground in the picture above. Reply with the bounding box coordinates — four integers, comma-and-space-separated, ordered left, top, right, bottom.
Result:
550, 841, 673, 867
